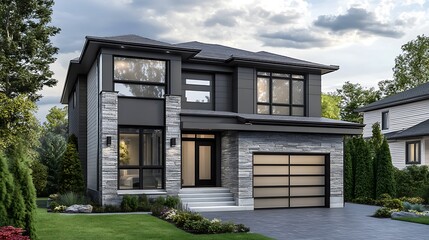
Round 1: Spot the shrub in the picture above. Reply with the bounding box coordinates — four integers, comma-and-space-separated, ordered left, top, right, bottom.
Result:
375, 138, 396, 199
0, 153, 14, 226
403, 202, 426, 212
49, 201, 59, 211
57, 192, 87, 206
104, 205, 121, 213
153, 196, 166, 206
183, 218, 212, 234
395, 165, 429, 199
53, 205, 67, 213
151, 204, 167, 217
352, 197, 376, 205
373, 207, 399, 218
164, 195, 180, 208
399, 197, 424, 204
383, 199, 403, 210
59, 140, 85, 194
344, 138, 354, 201
137, 195, 151, 211
121, 195, 139, 212
38, 132, 67, 194
0, 226, 30, 240
30, 160, 48, 196
235, 224, 250, 233
353, 137, 374, 198
171, 211, 204, 228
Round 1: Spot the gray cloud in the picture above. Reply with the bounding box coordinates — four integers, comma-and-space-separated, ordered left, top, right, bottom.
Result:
260, 29, 331, 49
37, 95, 61, 105
204, 10, 245, 27
314, 7, 404, 38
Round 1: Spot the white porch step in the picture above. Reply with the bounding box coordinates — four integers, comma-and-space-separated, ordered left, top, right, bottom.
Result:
180, 196, 234, 202
179, 193, 233, 198
188, 206, 254, 212
184, 201, 236, 207
179, 187, 231, 193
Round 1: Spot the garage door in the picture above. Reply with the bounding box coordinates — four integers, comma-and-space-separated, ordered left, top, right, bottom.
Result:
253, 154, 327, 209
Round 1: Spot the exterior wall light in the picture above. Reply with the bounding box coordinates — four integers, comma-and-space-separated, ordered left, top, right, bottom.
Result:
170, 138, 176, 147
106, 136, 112, 147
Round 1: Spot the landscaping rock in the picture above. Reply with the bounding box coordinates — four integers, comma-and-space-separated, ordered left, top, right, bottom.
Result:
391, 211, 419, 218
65, 204, 93, 213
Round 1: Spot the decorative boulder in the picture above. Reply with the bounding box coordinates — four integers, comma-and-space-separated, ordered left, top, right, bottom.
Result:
65, 204, 93, 213
391, 211, 419, 218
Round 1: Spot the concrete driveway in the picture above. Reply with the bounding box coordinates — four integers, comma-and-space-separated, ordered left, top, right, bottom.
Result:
203, 203, 428, 240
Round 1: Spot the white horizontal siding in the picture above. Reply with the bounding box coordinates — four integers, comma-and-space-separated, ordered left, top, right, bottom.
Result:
87, 60, 98, 191
388, 138, 427, 169
363, 99, 429, 138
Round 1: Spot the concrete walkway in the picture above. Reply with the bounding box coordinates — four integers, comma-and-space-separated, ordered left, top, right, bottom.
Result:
203, 203, 428, 240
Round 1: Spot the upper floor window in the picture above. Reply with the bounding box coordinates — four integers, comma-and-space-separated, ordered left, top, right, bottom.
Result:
381, 111, 389, 130
114, 57, 166, 98
406, 141, 421, 164
256, 71, 305, 116
182, 73, 213, 110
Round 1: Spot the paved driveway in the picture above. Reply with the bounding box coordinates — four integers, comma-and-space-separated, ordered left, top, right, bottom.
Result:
203, 203, 428, 240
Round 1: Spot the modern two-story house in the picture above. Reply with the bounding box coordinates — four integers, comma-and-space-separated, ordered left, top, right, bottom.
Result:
61, 34, 362, 211
358, 82, 429, 169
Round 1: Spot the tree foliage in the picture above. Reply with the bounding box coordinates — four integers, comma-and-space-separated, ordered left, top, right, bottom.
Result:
379, 35, 429, 96
353, 137, 374, 198
336, 82, 381, 123
344, 138, 354, 201
0, 0, 60, 100
321, 93, 341, 120
0, 153, 14, 226
30, 160, 48, 196
375, 138, 396, 199
38, 132, 67, 194
43, 106, 68, 137
59, 138, 84, 194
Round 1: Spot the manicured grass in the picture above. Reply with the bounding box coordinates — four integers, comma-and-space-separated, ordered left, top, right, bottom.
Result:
393, 216, 429, 225
35, 208, 270, 240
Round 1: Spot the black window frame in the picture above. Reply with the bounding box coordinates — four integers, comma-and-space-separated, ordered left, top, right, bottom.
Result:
256, 71, 306, 116
113, 56, 168, 100
118, 127, 165, 190
182, 72, 214, 110
405, 141, 421, 164
381, 111, 389, 130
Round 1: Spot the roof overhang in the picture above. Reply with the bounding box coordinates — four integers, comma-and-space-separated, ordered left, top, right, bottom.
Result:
61, 37, 201, 104
356, 95, 429, 112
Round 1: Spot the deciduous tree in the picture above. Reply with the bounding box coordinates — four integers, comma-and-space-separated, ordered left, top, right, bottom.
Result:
321, 93, 341, 120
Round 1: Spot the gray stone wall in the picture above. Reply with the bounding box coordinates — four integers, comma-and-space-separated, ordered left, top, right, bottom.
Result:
165, 95, 181, 195
221, 131, 239, 201
237, 132, 344, 208
99, 91, 120, 206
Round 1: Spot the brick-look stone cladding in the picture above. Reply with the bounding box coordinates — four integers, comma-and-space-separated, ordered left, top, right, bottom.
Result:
221, 131, 239, 201
99, 91, 120, 206
165, 96, 181, 195
237, 132, 344, 208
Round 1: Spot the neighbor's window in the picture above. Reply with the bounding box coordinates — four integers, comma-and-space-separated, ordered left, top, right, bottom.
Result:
119, 128, 163, 189
406, 141, 421, 164
257, 71, 305, 116
382, 111, 389, 130
114, 57, 166, 98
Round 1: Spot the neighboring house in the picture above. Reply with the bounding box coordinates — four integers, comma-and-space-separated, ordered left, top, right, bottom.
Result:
61, 34, 362, 211
357, 82, 429, 169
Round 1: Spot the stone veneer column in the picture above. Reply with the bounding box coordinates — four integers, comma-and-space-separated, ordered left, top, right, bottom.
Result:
221, 131, 239, 201
99, 91, 119, 206
165, 95, 181, 195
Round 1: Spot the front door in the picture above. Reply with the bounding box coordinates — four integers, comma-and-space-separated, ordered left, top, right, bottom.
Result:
182, 134, 216, 187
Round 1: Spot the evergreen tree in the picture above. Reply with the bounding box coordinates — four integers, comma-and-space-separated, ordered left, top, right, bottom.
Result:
353, 137, 374, 198
344, 138, 354, 201
369, 122, 383, 198
0, 153, 14, 226
59, 141, 84, 193
375, 138, 396, 198
7, 144, 37, 239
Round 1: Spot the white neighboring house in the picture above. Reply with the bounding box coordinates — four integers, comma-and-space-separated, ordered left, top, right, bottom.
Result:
357, 82, 429, 169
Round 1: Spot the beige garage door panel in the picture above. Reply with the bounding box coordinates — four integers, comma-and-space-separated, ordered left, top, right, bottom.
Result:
254, 187, 289, 197
290, 197, 325, 207
255, 198, 289, 208
290, 165, 325, 175
254, 165, 289, 175
254, 155, 289, 164
290, 155, 325, 165
290, 176, 325, 186
254, 176, 289, 186
290, 187, 325, 196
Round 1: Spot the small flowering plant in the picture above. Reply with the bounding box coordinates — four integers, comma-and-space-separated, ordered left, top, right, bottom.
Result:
53, 205, 67, 213
0, 226, 30, 240
161, 209, 177, 220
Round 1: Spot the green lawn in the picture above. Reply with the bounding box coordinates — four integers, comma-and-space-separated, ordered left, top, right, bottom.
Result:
35, 208, 270, 240
393, 216, 429, 225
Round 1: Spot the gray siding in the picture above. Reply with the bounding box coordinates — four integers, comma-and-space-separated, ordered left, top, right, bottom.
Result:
307, 74, 322, 117
215, 73, 233, 112
117, 98, 164, 126
234, 67, 254, 114
87, 60, 99, 191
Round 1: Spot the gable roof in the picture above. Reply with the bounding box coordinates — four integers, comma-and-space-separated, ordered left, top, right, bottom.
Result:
385, 119, 429, 140
357, 82, 429, 112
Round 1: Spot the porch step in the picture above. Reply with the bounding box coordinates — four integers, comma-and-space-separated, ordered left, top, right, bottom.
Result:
179, 188, 250, 212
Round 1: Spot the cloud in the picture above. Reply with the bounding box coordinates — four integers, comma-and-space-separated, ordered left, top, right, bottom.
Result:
204, 9, 244, 27
260, 29, 331, 49
314, 7, 404, 38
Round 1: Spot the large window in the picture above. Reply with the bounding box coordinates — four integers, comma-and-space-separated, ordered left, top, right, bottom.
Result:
382, 111, 389, 130
118, 128, 163, 189
257, 71, 305, 116
406, 141, 421, 164
114, 57, 166, 98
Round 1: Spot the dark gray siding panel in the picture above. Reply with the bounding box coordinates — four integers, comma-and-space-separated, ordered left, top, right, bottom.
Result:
87, 60, 99, 191
78, 76, 88, 185
215, 73, 232, 112
170, 60, 182, 96
68, 88, 79, 138
182, 63, 234, 73
118, 98, 164, 126
101, 54, 113, 91
236, 67, 255, 114
308, 74, 322, 117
